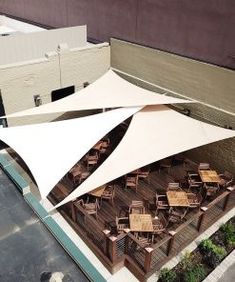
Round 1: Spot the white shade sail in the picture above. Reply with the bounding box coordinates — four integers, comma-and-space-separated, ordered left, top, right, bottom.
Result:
55, 105, 235, 209
0, 107, 141, 198
3, 70, 192, 119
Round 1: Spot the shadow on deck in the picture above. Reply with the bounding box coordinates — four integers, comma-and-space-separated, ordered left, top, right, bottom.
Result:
48, 158, 235, 281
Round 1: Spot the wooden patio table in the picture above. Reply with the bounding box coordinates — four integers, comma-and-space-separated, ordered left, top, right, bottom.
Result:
199, 170, 220, 183
88, 185, 106, 197
129, 214, 153, 232
166, 191, 189, 207
68, 164, 86, 182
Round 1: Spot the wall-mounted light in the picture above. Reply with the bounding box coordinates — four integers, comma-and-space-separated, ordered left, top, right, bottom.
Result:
181, 108, 191, 116
34, 95, 42, 107
83, 82, 89, 88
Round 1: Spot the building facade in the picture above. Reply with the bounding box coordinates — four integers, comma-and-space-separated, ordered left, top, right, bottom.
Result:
0, 21, 110, 126
0, 0, 235, 69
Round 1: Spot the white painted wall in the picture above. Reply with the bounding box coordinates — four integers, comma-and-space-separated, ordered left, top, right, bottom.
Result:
0, 25, 87, 65
0, 43, 110, 126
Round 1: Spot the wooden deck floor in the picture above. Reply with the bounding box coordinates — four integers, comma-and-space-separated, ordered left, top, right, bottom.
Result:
55, 155, 227, 232
49, 156, 234, 279
95, 158, 199, 229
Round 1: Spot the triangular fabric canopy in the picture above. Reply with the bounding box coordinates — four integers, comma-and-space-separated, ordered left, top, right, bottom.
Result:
3, 70, 192, 119
0, 107, 141, 198
55, 105, 235, 209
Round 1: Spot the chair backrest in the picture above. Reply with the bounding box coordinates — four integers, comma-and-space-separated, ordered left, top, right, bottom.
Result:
187, 192, 203, 206
116, 216, 129, 230
126, 175, 138, 185
156, 192, 167, 200
129, 200, 145, 214
138, 170, 149, 177
131, 200, 144, 207
205, 184, 219, 196
223, 171, 233, 181
105, 185, 115, 197
138, 165, 150, 173
167, 182, 181, 191
198, 163, 210, 170
153, 213, 168, 229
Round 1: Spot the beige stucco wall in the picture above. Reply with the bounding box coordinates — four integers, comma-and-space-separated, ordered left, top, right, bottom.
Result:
0, 43, 110, 126
111, 38, 235, 173
60, 43, 110, 91
111, 38, 235, 114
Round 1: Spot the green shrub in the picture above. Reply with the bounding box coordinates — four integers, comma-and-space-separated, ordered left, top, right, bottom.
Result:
180, 251, 194, 271
220, 222, 235, 247
199, 239, 227, 268
158, 268, 177, 282
184, 264, 206, 282
179, 252, 206, 282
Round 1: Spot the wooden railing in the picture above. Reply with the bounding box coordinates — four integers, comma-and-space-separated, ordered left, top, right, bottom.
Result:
68, 187, 235, 281
72, 203, 107, 255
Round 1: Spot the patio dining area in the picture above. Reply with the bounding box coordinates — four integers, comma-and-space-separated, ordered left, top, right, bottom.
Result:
48, 154, 235, 279
0, 70, 234, 281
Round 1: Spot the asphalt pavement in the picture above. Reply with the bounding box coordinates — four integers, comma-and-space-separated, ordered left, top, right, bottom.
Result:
0, 168, 89, 282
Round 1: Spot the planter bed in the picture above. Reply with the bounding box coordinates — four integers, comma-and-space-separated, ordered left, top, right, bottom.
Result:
158, 217, 235, 282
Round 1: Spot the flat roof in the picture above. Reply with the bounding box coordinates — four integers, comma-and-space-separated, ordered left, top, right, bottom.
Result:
0, 15, 45, 34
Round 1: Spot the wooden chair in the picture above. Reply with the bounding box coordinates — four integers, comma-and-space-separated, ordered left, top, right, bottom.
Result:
187, 192, 203, 208
168, 207, 188, 223
151, 213, 168, 243
132, 232, 151, 248
78, 199, 98, 219
77, 171, 90, 184
137, 166, 150, 183
198, 163, 210, 170
116, 216, 129, 233
173, 154, 187, 166
100, 138, 110, 154
101, 184, 115, 205
219, 171, 233, 188
86, 150, 99, 170
129, 200, 145, 214
188, 172, 202, 191
167, 182, 182, 191
156, 193, 169, 213
159, 158, 172, 173
125, 174, 138, 193
204, 183, 219, 198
